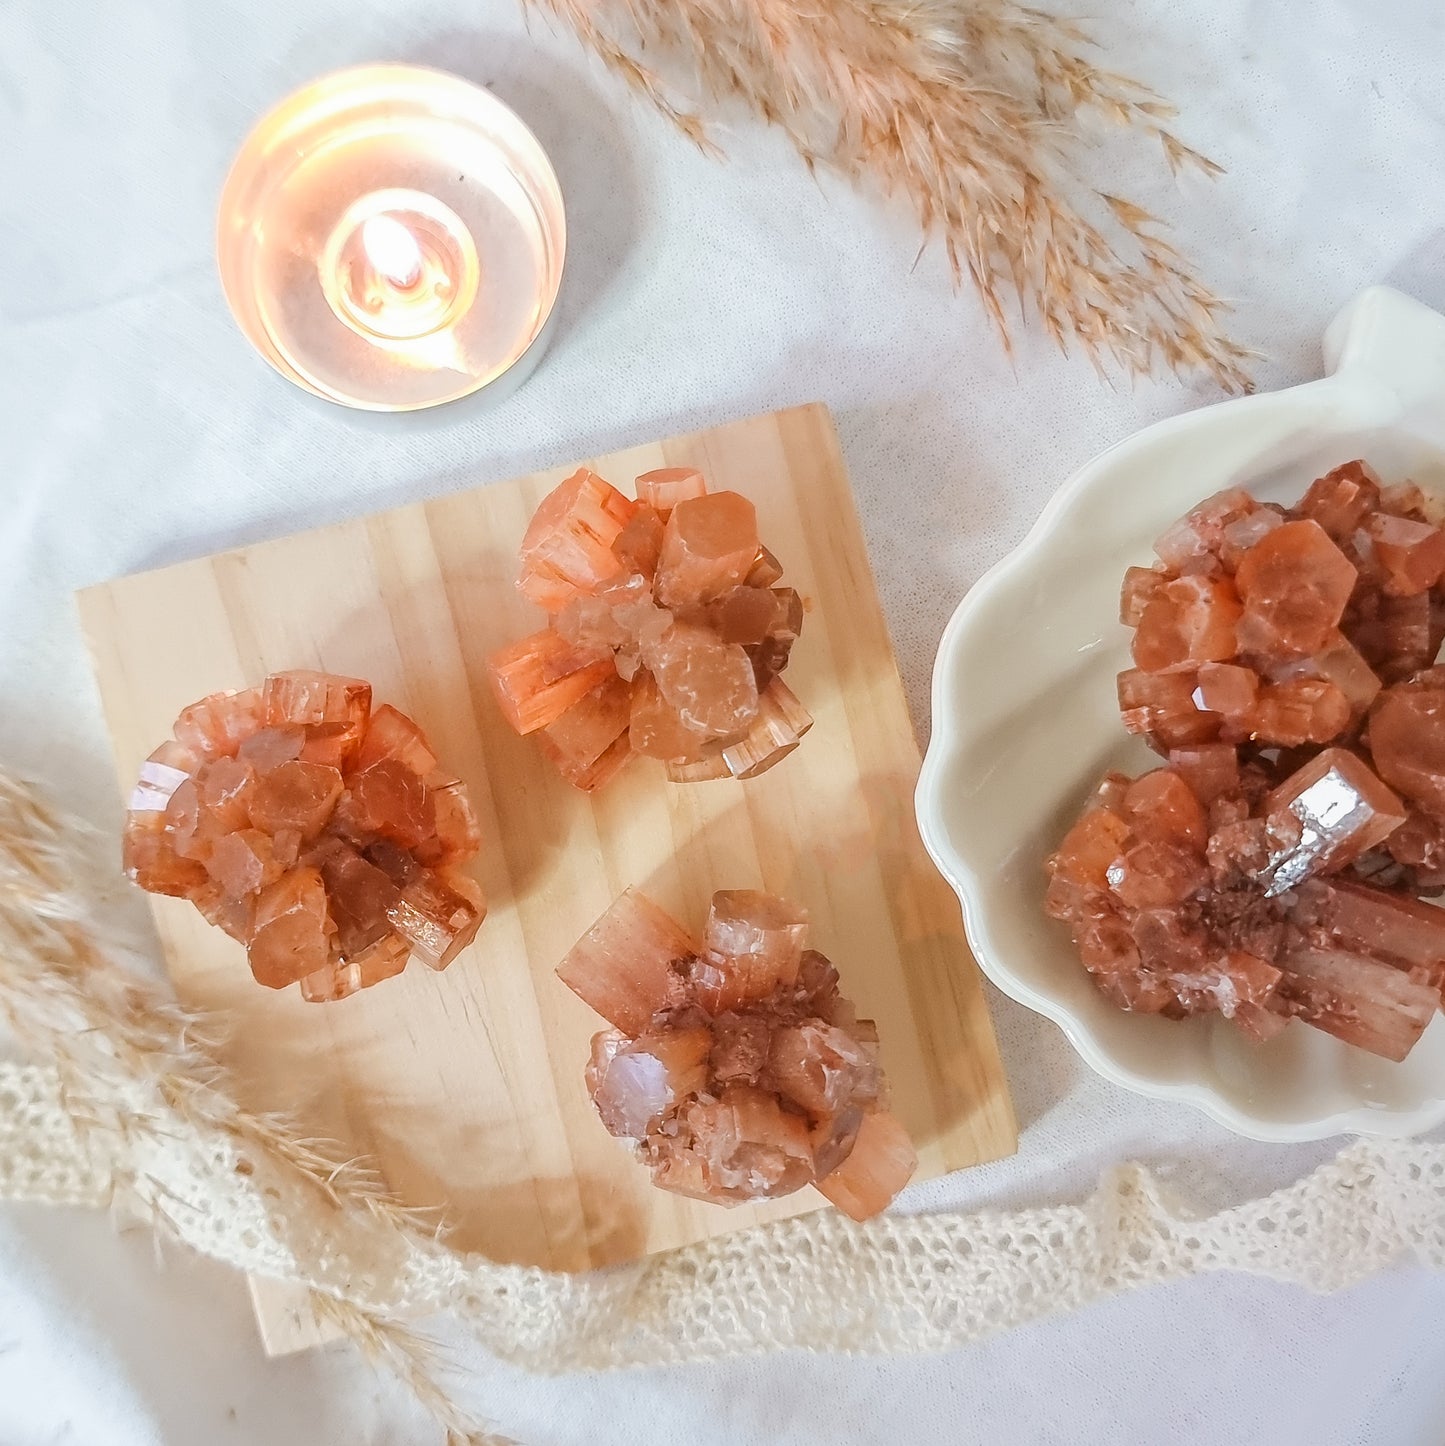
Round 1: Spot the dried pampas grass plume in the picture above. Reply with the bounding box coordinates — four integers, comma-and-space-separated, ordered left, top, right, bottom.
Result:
524, 0, 1253, 390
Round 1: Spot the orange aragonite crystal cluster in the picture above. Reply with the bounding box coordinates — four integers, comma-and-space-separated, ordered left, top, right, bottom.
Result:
488, 466, 810, 789
1047, 462, 1445, 1061
1118, 462, 1445, 752
557, 888, 916, 1219
124, 670, 484, 1001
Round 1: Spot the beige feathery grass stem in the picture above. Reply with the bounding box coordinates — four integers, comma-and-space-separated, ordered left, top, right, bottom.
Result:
312, 1295, 517, 1446
522, 0, 1252, 389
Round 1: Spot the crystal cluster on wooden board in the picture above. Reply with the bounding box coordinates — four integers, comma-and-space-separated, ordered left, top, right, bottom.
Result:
488, 466, 810, 789
557, 888, 916, 1219
124, 670, 484, 1001
1047, 462, 1445, 1061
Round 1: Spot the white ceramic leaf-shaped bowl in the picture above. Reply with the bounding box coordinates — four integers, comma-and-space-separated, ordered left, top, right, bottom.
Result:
917, 288, 1445, 1141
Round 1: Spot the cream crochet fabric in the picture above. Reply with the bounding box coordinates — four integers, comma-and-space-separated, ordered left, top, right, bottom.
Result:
2, 1056, 1442, 1372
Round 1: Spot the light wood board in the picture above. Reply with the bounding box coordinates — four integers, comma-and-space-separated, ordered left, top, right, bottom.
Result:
78, 402, 1016, 1354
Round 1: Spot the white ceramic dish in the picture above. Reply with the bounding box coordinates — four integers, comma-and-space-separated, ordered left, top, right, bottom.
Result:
917, 287, 1445, 1141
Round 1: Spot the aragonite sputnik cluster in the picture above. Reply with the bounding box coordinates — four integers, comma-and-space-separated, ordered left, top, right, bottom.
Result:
557, 888, 916, 1219
1046, 462, 1445, 1061
488, 466, 811, 790
124, 670, 485, 1002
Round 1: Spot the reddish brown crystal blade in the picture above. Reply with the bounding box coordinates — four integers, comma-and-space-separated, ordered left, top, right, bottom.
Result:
1192, 662, 1258, 719
635, 466, 707, 515
127, 740, 203, 813
591, 1027, 711, 1139
556, 888, 699, 1035
814, 1110, 917, 1221
247, 866, 335, 989
1231, 1000, 1290, 1043
414, 781, 483, 867
1265, 633, 1380, 716
644, 622, 760, 740
768, 1020, 881, 1119
1234, 520, 1357, 655
708, 1012, 772, 1086
1121, 769, 1207, 850
1292, 877, 1445, 1000
355, 703, 440, 777
1365, 513, 1445, 596
1247, 679, 1351, 747
1167, 743, 1240, 805
204, 828, 287, 901
677, 1085, 814, 1201
1297, 461, 1380, 540
122, 813, 210, 896
263, 670, 371, 736
1261, 748, 1406, 895
238, 725, 306, 772
1120, 566, 1166, 626
701, 585, 783, 646
195, 757, 256, 836
173, 687, 264, 759
1116, 669, 1219, 749
310, 839, 402, 958
1152, 487, 1258, 570
333, 759, 436, 850
539, 675, 631, 781
655, 492, 760, 608
664, 749, 732, 783
646, 1146, 722, 1205
162, 778, 207, 859
193, 882, 256, 943
538, 729, 635, 793
1131, 575, 1242, 673
628, 670, 714, 762
1050, 806, 1130, 890
248, 760, 344, 840
612, 506, 666, 577
719, 678, 813, 780
518, 467, 636, 609
299, 933, 410, 1003
1368, 677, 1445, 814
744, 546, 784, 588
387, 868, 485, 971
703, 889, 809, 989
488, 628, 615, 735
1276, 945, 1437, 1061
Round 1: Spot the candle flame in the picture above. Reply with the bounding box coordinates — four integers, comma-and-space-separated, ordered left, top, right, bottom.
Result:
361, 214, 424, 289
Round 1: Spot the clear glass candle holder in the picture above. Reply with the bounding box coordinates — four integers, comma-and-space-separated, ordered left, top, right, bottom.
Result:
217, 64, 566, 411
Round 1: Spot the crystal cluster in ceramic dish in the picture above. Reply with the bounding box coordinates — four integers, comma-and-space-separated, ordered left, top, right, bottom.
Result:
917, 288, 1445, 1140
1047, 462, 1445, 1063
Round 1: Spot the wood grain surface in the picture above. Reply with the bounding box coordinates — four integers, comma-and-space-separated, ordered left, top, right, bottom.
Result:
78, 403, 1016, 1354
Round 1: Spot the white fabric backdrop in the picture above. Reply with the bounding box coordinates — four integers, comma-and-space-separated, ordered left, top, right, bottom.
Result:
3, 0, 1444, 1441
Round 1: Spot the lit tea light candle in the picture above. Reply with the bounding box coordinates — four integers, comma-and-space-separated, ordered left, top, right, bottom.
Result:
217, 66, 565, 411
